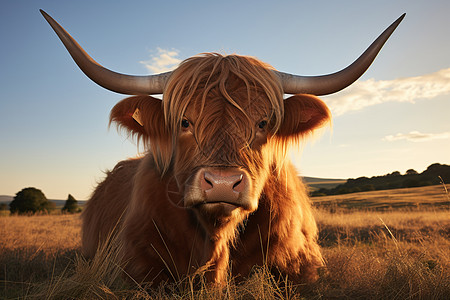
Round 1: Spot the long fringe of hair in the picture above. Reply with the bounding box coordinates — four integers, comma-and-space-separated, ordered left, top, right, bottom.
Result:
160, 53, 285, 174
163, 53, 284, 134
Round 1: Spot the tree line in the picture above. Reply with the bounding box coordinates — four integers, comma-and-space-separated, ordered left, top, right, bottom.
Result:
311, 163, 450, 197
2, 187, 81, 214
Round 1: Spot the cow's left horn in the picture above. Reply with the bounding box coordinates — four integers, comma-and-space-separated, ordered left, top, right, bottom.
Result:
276, 14, 405, 96
40, 10, 170, 95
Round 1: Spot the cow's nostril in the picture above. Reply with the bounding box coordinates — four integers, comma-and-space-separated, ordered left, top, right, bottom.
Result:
232, 174, 243, 190
204, 178, 213, 188
202, 172, 214, 190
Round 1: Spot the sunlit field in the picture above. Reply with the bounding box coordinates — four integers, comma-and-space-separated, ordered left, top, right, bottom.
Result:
1, 185, 449, 299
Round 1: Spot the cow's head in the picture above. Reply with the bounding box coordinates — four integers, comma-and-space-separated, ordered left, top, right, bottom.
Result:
41, 10, 404, 232
109, 54, 331, 232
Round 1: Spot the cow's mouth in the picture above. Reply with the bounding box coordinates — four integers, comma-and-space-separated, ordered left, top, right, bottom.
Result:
193, 201, 242, 217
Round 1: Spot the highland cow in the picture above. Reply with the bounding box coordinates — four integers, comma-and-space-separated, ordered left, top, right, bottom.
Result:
41, 10, 404, 285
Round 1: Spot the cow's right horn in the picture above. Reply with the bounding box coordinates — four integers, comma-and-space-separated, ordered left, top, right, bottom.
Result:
276, 14, 405, 96
41, 10, 170, 95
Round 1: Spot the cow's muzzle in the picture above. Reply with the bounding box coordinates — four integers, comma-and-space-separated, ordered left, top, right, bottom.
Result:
184, 167, 253, 216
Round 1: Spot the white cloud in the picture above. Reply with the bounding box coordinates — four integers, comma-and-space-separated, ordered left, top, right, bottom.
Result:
325, 68, 450, 116
383, 131, 450, 142
139, 48, 182, 74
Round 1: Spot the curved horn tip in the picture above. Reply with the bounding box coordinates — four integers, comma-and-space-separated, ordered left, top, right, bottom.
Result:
40, 9, 50, 18
392, 13, 406, 29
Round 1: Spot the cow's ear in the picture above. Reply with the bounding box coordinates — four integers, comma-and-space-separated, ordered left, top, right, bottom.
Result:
277, 94, 331, 139
110, 96, 173, 174
110, 95, 166, 140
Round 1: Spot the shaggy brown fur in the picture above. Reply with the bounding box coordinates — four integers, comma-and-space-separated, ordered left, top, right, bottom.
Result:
82, 53, 330, 286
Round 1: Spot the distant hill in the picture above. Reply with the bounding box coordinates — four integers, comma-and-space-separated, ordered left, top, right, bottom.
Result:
302, 177, 346, 190
0, 196, 84, 208
312, 163, 450, 197
312, 185, 449, 211
0, 195, 13, 203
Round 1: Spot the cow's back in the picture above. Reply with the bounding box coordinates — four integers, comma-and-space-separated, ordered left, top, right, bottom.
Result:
81, 158, 141, 257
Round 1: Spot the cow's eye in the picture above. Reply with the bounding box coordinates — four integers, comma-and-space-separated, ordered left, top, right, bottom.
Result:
181, 119, 190, 129
258, 120, 268, 130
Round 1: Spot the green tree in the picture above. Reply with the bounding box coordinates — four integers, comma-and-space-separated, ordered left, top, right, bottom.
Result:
406, 169, 418, 175
62, 194, 81, 213
389, 171, 401, 176
9, 187, 51, 214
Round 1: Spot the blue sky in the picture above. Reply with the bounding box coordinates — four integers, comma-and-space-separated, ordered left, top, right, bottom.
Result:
1, 0, 449, 200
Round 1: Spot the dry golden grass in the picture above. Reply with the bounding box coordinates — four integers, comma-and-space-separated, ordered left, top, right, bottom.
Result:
312, 208, 450, 299
316, 209, 450, 233
0, 214, 81, 253
1, 185, 449, 299
0, 214, 81, 298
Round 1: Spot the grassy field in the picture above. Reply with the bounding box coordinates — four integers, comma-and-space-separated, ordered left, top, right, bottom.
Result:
313, 184, 450, 211
1, 185, 449, 299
